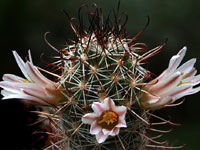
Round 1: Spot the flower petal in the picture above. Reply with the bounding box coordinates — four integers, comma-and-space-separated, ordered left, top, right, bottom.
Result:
191, 75, 200, 86
96, 131, 109, 144
183, 68, 197, 79
102, 128, 110, 135
26, 62, 54, 86
90, 120, 102, 135
187, 86, 200, 95
23, 88, 48, 99
110, 127, 119, 136
82, 113, 97, 124
28, 49, 33, 64
139, 92, 160, 108
116, 118, 127, 128
150, 72, 182, 96
1, 92, 49, 105
1, 89, 15, 97
113, 105, 126, 117
0, 81, 24, 94
0, 81, 46, 96
177, 58, 196, 74
2, 74, 25, 83
92, 102, 107, 116
150, 97, 173, 110
170, 85, 192, 100
101, 128, 119, 136
103, 97, 115, 110
12, 51, 30, 80
163, 47, 186, 77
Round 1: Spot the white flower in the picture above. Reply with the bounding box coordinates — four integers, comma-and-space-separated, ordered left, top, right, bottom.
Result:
139, 46, 200, 110
0, 50, 64, 105
82, 98, 127, 143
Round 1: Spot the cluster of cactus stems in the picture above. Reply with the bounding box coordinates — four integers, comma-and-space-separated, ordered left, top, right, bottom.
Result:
1, 2, 200, 150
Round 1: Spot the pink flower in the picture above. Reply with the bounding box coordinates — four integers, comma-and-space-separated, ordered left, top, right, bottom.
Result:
82, 98, 127, 143
139, 46, 200, 110
0, 50, 64, 105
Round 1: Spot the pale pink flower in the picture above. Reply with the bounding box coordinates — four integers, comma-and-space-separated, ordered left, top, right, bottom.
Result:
82, 98, 127, 143
139, 46, 200, 110
0, 50, 64, 105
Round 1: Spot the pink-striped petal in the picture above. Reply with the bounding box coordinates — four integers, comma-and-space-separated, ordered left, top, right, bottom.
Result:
164, 47, 186, 77
82, 113, 97, 124
150, 72, 182, 96
96, 131, 109, 144
26, 62, 54, 86
183, 68, 197, 79
113, 105, 126, 117
110, 128, 119, 136
1, 93, 49, 105
187, 86, 200, 95
101, 127, 119, 136
191, 75, 200, 86
150, 97, 173, 110
90, 121, 101, 135
22, 88, 48, 99
170, 85, 192, 100
103, 97, 115, 110
116, 118, 127, 128
102, 128, 110, 135
92, 102, 107, 116
0, 81, 24, 94
1, 89, 15, 97
12, 51, 30, 80
13, 51, 54, 86
139, 92, 160, 109
177, 58, 196, 74
0, 81, 46, 96
2, 74, 25, 83
28, 49, 33, 64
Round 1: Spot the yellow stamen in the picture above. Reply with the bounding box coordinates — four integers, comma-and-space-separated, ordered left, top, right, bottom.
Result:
178, 72, 191, 86
181, 72, 188, 79
18, 73, 34, 83
178, 81, 191, 86
18, 79, 31, 83
98, 111, 118, 125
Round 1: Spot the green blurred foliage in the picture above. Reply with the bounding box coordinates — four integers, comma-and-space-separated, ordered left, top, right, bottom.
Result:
0, 0, 200, 149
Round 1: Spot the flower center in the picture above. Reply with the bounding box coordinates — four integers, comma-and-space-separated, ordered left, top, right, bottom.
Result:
97, 111, 118, 130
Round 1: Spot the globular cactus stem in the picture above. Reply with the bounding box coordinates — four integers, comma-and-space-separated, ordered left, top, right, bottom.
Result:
43, 4, 180, 150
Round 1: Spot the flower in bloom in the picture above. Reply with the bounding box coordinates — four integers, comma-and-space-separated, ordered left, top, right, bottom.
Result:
138, 46, 200, 110
82, 98, 127, 143
0, 50, 64, 105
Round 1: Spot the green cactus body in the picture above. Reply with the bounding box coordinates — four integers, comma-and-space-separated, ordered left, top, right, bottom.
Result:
55, 31, 151, 149
43, 5, 164, 149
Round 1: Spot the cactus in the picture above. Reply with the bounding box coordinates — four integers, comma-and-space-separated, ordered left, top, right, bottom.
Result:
42, 5, 183, 150
0, 2, 200, 150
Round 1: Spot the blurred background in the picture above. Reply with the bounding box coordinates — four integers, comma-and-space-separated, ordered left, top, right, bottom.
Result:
0, 0, 200, 149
